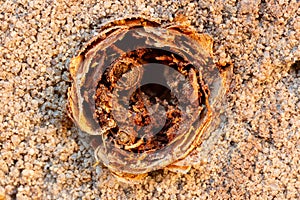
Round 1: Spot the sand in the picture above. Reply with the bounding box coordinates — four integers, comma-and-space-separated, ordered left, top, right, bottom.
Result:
0, 0, 299, 199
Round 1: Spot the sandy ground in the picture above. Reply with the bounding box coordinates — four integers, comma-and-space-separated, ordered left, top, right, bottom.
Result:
0, 0, 300, 199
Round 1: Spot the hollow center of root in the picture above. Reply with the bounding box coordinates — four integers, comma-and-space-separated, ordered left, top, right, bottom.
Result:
94, 48, 205, 153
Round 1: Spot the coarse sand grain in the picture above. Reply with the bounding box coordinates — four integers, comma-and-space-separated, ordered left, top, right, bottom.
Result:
0, 0, 299, 199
